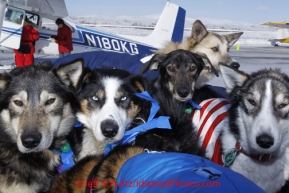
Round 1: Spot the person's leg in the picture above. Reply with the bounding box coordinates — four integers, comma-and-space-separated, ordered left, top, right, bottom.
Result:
24, 53, 34, 66
63, 52, 71, 57
15, 52, 25, 67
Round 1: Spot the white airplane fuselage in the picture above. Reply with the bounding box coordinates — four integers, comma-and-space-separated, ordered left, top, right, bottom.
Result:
0, 1, 185, 57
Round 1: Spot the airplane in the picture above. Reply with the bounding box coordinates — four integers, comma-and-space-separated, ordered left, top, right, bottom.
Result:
260, 21, 289, 46
0, 0, 185, 57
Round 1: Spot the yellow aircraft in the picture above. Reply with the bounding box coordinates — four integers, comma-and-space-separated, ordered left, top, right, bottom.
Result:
260, 21, 289, 46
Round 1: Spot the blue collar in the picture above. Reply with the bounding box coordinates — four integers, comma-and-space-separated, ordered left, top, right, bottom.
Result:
188, 99, 202, 110
50, 142, 74, 173
104, 91, 172, 156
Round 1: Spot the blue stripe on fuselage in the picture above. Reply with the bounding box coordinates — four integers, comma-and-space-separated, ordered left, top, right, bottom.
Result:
2, 25, 156, 55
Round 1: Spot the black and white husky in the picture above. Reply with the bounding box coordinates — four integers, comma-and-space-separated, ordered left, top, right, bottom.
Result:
197, 64, 289, 193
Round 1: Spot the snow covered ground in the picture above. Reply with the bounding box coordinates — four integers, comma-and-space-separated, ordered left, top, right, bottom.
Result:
66, 14, 278, 46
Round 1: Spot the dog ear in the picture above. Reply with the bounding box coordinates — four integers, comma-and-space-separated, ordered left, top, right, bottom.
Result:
140, 53, 167, 74
224, 32, 243, 48
0, 73, 12, 93
219, 62, 248, 93
56, 59, 84, 89
130, 75, 156, 94
195, 52, 219, 77
191, 20, 208, 43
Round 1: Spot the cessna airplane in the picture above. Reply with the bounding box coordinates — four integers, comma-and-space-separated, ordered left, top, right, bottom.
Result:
0, 0, 185, 56
260, 21, 289, 46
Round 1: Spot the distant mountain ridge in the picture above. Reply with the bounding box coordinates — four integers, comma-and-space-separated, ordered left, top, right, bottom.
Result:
64, 14, 277, 46
67, 14, 273, 32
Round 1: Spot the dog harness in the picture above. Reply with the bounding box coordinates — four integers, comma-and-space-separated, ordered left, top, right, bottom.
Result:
192, 98, 276, 166
50, 141, 74, 173
104, 91, 172, 156
191, 98, 231, 165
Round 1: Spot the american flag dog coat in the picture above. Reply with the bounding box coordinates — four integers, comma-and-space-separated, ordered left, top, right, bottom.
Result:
191, 98, 231, 165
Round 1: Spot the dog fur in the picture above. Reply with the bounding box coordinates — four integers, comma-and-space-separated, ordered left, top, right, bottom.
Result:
50, 90, 203, 193
156, 19, 243, 88
219, 64, 289, 193
66, 66, 156, 161
0, 60, 83, 193
141, 49, 225, 103
50, 145, 144, 193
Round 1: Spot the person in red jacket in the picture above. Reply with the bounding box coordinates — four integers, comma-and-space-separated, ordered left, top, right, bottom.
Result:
50, 18, 73, 57
14, 17, 39, 67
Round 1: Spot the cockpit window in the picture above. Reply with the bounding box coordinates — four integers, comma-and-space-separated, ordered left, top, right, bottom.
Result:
4, 8, 39, 27
4, 8, 24, 24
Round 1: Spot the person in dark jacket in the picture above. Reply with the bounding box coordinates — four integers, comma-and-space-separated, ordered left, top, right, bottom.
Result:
14, 16, 39, 67
50, 18, 73, 57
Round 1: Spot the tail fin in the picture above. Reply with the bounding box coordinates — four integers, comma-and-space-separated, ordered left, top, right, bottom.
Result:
277, 28, 289, 39
120, 2, 186, 49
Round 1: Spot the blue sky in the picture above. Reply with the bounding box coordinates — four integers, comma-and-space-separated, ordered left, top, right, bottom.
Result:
65, 0, 288, 24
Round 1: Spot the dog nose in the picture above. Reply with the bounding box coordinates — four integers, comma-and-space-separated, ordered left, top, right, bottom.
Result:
256, 134, 274, 149
230, 62, 240, 70
177, 88, 190, 98
101, 120, 119, 138
21, 132, 42, 148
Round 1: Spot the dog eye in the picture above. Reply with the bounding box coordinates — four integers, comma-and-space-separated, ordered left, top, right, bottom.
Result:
212, 47, 219, 52
278, 103, 288, 109
120, 96, 127, 101
92, 96, 98, 101
167, 66, 175, 72
45, 98, 56, 106
247, 99, 256, 106
13, 100, 23, 107
189, 66, 196, 72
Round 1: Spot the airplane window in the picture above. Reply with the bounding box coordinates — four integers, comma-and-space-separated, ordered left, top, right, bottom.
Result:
41, 18, 58, 31
41, 18, 75, 32
4, 9, 24, 25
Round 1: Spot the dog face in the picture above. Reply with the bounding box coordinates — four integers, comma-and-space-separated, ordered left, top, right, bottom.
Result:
0, 61, 82, 153
74, 68, 151, 143
156, 20, 243, 88
141, 50, 206, 101
190, 20, 243, 87
220, 64, 289, 157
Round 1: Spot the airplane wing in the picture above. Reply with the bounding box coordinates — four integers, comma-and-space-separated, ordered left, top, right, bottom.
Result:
268, 38, 289, 43
7, 0, 68, 18
260, 21, 289, 29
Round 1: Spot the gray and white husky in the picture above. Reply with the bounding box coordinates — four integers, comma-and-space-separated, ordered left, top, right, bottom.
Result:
219, 64, 289, 193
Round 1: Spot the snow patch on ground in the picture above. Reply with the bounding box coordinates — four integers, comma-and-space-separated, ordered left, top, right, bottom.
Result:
65, 14, 279, 46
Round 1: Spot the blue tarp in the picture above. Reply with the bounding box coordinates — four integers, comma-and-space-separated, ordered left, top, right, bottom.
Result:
116, 152, 265, 193
53, 51, 159, 81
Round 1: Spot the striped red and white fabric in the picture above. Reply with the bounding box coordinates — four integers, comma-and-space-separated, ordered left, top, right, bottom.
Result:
191, 98, 231, 165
